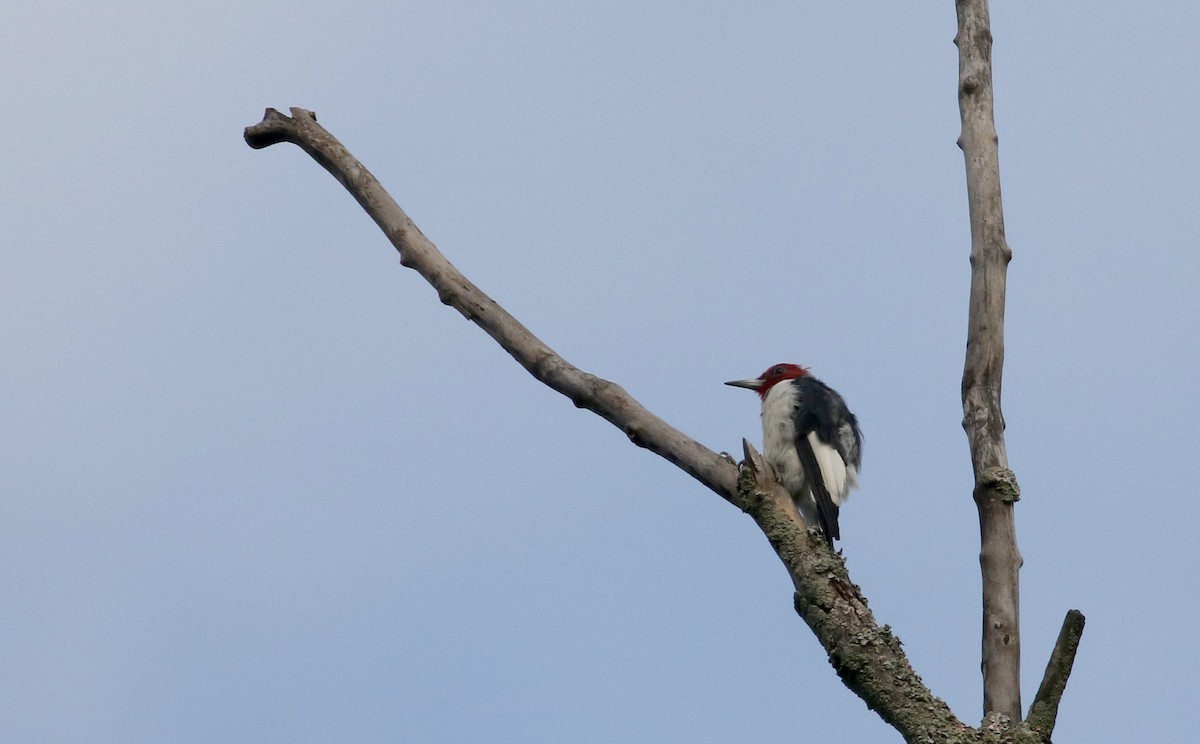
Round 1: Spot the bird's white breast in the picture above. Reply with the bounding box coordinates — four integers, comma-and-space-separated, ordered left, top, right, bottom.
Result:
761, 382, 807, 497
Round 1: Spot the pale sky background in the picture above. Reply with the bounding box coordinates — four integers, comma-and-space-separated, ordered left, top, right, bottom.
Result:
4, 3, 1198, 742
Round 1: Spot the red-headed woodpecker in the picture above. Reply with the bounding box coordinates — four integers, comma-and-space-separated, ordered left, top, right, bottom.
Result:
726, 363, 862, 545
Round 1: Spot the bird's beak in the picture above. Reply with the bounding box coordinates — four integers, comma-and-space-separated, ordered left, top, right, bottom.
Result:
724, 378, 763, 391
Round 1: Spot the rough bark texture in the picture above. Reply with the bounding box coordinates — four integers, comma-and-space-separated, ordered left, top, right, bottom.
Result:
954, 0, 1023, 721
738, 443, 968, 743
1026, 610, 1086, 738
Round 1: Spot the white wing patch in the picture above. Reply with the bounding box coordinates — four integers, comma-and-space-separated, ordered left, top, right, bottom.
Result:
807, 431, 853, 505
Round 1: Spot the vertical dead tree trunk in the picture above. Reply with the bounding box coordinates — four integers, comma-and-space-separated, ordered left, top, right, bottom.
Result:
954, 0, 1023, 721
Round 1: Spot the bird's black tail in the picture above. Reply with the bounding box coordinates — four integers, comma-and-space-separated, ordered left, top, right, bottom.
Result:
795, 437, 841, 547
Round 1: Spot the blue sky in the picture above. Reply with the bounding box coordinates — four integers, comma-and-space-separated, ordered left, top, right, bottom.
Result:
4, 3, 1197, 742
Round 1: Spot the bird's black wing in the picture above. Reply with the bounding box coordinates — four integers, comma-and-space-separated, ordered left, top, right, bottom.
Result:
801, 377, 863, 471
791, 378, 846, 545
793, 431, 840, 545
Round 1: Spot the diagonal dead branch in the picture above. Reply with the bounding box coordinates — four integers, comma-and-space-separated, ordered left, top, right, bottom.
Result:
244, 106, 974, 742
1025, 610, 1086, 738
246, 107, 737, 505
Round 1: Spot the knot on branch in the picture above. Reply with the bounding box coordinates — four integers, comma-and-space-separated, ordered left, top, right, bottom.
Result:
976, 466, 1020, 503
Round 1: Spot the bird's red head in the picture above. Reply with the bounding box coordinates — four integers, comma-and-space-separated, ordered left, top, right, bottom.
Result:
725, 363, 810, 399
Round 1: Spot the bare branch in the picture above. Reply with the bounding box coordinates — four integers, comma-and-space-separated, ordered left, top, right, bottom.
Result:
244, 106, 969, 742
246, 107, 737, 505
1026, 610, 1086, 738
954, 0, 1024, 719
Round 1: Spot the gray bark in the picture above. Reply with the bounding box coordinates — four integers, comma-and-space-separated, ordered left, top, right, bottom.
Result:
954, 0, 1024, 721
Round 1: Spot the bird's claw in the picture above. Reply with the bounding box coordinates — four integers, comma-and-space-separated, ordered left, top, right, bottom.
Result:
718, 451, 741, 467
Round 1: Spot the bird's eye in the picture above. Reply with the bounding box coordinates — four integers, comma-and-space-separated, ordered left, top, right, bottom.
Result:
772, 365, 787, 376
